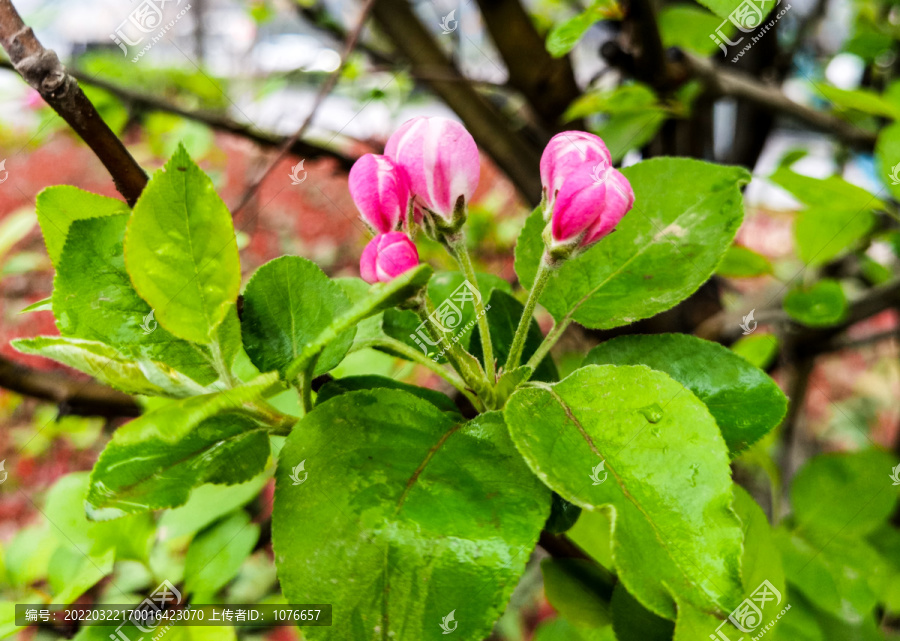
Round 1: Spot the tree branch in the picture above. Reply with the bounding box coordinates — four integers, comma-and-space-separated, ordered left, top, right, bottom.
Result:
0, 355, 140, 417
682, 52, 877, 151
0, 0, 148, 205
371, 0, 543, 206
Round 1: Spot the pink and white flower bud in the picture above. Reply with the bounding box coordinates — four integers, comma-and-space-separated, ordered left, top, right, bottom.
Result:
348, 154, 411, 233
550, 165, 634, 250
359, 232, 420, 284
540, 131, 612, 213
385, 116, 480, 222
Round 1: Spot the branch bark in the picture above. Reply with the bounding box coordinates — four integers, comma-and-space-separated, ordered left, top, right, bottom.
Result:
0, 0, 148, 205
0, 355, 139, 417
682, 52, 878, 151
371, 0, 543, 205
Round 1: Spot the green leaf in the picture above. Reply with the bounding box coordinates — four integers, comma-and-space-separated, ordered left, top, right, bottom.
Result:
568, 509, 614, 572
184, 511, 259, 599
875, 121, 900, 202
546, 0, 621, 57
563, 84, 659, 121
54, 214, 218, 386
770, 167, 885, 211
732, 486, 786, 620
716, 244, 773, 278
817, 84, 900, 120
541, 558, 612, 628
241, 256, 355, 379
273, 392, 550, 640
316, 374, 459, 414
383, 270, 511, 362
471, 289, 558, 383
44, 473, 155, 561
159, 475, 270, 540
593, 111, 667, 163
504, 365, 743, 619
35, 186, 129, 267
790, 449, 899, 538
695, 0, 756, 19
658, 5, 735, 55
12, 336, 212, 398
18, 297, 51, 313
48, 546, 114, 604
87, 377, 282, 519
783, 279, 848, 327
515, 158, 749, 329
730, 333, 779, 369
283, 264, 432, 380
125, 145, 241, 344
545, 492, 583, 534
584, 334, 787, 456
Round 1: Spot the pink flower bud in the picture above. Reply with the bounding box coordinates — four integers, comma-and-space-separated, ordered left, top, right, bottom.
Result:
359, 232, 420, 284
540, 131, 612, 211
385, 116, 480, 221
348, 154, 411, 233
551, 164, 634, 249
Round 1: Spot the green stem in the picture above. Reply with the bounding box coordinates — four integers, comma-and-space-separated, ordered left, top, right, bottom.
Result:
446, 235, 496, 384
505, 257, 554, 372
209, 339, 237, 388
353, 337, 484, 412
296, 353, 319, 416
525, 316, 572, 373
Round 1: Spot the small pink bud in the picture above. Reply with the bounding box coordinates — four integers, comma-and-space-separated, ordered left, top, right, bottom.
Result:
359, 232, 420, 284
540, 131, 612, 212
385, 116, 480, 221
551, 164, 634, 249
348, 154, 411, 233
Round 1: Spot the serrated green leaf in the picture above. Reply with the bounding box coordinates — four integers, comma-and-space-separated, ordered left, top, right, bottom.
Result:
184, 511, 259, 599
125, 145, 240, 344
584, 334, 787, 456
241, 256, 355, 379
791, 449, 899, 538
283, 264, 432, 380
783, 279, 848, 327
35, 186, 129, 267
716, 244, 773, 277
503, 365, 743, 619
54, 215, 218, 386
273, 392, 550, 640
315, 374, 459, 414
12, 336, 211, 398
514, 158, 748, 329
87, 377, 284, 520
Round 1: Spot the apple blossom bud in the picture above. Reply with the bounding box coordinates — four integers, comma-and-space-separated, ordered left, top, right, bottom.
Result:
549, 164, 634, 253
385, 116, 480, 224
348, 154, 411, 233
359, 232, 420, 284
540, 131, 612, 215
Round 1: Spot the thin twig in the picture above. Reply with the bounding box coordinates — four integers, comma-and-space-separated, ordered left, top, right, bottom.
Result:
232, 0, 378, 217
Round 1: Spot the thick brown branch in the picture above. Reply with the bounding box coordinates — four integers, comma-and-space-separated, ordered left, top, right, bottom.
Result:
683, 52, 877, 150
473, 0, 581, 127
372, 0, 543, 206
0, 355, 139, 417
0, 0, 148, 205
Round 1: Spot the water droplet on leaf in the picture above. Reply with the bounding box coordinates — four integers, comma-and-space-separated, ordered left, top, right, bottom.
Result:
638, 403, 663, 423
